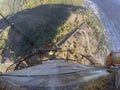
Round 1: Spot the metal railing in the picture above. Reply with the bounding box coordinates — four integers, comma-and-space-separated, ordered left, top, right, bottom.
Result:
6, 47, 100, 72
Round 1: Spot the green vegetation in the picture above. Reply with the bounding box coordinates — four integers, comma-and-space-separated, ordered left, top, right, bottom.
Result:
0, 0, 109, 69
5, 4, 83, 59
4, 0, 83, 14
0, 26, 10, 55
86, 10, 109, 53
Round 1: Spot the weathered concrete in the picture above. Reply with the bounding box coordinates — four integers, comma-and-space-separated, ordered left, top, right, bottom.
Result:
0, 60, 116, 90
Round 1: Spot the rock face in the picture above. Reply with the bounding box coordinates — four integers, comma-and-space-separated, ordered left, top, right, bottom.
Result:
0, 60, 116, 90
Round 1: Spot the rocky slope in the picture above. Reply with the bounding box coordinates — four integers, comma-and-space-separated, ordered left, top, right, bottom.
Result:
0, 0, 109, 72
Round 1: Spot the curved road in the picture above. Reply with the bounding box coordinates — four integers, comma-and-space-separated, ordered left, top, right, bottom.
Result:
91, 0, 120, 51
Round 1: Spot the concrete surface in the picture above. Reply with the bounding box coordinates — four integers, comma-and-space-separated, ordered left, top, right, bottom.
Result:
0, 60, 116, 90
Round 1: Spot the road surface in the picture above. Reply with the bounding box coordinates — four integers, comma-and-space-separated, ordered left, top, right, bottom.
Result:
91, 0, 120, 51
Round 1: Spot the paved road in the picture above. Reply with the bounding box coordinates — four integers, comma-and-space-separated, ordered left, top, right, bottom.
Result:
92, 0, 120, 51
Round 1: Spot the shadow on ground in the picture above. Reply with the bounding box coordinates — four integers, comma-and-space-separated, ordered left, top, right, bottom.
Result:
0, 4, 84, 67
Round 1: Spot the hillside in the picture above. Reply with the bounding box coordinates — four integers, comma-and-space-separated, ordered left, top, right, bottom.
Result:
0, 0, 109, 72
0, 0, 83, 16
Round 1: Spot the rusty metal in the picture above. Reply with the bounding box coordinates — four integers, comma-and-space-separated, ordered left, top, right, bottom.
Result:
6, 47, 99, 72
